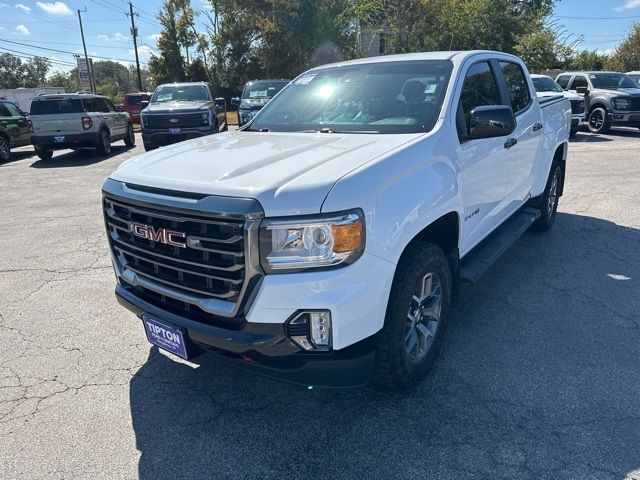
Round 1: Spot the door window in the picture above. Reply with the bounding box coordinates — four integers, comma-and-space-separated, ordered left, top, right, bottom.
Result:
104, 99, 118, 112
569, 76, 588, 90
4, 102, 23, 116
94, 98, 111, 113
459, 61, 502, 136
556, 75, 571, 89
0, 103, 12, 117
499, 61, 531, 114
83, 99, 98, 112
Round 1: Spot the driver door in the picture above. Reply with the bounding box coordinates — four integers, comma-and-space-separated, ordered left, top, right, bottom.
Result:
456, 60, 519, 255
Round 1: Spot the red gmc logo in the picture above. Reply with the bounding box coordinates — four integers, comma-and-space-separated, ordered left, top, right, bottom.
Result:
130, 223, 186, 248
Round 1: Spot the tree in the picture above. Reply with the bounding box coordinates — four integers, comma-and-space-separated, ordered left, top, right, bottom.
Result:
0, 53, 51, 88
570, 50, 609, 71
46, 71, 79, 92
606, 23, 640, 72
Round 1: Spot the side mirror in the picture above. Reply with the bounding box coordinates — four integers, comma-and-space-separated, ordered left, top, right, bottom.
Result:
215, 97, 226, 108
116, 106, 124, 112
230, 97, 240, 106
140, 100, 149, 109
467, 105, 516, 139
575, 86, 589, 95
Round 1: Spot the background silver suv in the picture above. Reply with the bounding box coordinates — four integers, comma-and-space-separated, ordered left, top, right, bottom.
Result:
30, 93, 135, 160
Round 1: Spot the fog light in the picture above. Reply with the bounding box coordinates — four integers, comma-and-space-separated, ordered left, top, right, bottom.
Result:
288, 310, 332, 351
310, 311, 331, 347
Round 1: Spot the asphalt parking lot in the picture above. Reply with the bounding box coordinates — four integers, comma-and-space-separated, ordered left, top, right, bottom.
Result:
1, 128, 639, 480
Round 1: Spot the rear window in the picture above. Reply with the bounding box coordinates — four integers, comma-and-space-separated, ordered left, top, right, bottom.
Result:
31, 98, 85, 115
126, 94, 148, 105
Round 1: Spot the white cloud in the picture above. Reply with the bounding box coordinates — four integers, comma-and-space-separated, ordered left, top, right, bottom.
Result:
130, 44, 155, 60
146, 33, 160, 43
96, 32, 128, 42
36, 1, 72, 15
13, 24, 30, 35
614, 0, 640, 11
15, 3, 31, 12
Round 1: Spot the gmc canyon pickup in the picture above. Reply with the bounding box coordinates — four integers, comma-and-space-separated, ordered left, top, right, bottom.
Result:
103, 51, 571, 389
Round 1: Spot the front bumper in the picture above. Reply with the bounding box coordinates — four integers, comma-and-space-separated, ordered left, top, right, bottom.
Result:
142, 125, 215, 146
31, 132, 100, 150
571, 115, 586, 128
607, 111, 640, 126
116, 283, 377, 387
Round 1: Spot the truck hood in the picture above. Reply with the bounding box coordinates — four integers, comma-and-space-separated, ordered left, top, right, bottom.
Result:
110, 130, 420, 216
591, 88, 640, 97
144, 100, 211, 113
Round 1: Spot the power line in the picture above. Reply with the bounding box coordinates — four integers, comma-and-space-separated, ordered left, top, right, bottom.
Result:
0, 38, 148, 64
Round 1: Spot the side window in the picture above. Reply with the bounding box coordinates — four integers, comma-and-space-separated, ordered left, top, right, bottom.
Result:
5, 102, 22, 116
459, 61, 502, 136
499, 61, 531, 114
208, 86, 216, 100
104, 99, 118, 112
0, 103, 10, 117
95, 98, 111, 113
556, 75, 570, 89
83, 99, 96, 112
569, 76, 588, 91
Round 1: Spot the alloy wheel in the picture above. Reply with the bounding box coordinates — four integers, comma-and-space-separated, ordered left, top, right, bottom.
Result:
0, 137, 9, 161
404, 272, 443, 362
547, 171, 558, 217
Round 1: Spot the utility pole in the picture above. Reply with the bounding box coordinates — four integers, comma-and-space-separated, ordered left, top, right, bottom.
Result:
77, 7, 95, 92
127, 2, 143, 92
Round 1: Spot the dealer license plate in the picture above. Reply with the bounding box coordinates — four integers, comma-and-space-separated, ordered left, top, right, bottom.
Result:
53, 136, 65, 143
142, 315, 188, 359
169, 128, 181, 134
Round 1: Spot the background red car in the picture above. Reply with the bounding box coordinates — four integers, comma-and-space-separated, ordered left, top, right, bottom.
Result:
122, 92, 151, 123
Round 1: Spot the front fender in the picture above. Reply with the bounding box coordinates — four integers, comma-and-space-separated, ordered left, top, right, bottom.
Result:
322, 132, 460, 266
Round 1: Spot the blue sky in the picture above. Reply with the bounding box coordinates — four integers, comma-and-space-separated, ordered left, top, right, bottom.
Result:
1, 0, 639, 75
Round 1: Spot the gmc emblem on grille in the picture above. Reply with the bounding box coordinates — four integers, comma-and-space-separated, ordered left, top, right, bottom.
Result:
130, 223, 186, 248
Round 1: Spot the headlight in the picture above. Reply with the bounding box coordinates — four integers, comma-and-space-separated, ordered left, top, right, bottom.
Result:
613, 98, 630, 110
259, 210, 365, 273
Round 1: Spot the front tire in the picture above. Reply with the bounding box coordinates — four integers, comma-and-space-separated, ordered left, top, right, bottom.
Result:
95, 129, 111, 156
530, 164, 562, 232
124, 123, 135, 147
374, 242, 452, 390
0, 136, 10, 162
570, 128, 578, 137
588, 107, 610, 134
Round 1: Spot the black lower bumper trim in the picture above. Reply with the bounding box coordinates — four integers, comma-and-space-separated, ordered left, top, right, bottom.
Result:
115, 285, 376, 387
31, 132, 100, 151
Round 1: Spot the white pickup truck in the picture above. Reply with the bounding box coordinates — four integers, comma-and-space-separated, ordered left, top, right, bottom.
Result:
103, 50, 571, 389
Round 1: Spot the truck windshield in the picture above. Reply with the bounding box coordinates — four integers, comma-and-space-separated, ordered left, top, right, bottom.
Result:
242, 81, 289, 100
590, 73, 638, 89
532, 77, 563, 93
30, 98, 84, 115
151, 85, 209, 103
247, 60, 453, 134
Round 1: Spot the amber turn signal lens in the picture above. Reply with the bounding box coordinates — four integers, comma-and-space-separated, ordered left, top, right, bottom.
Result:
332, 219, 364, 253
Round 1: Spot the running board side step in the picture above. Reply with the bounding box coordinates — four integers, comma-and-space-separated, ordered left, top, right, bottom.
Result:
459, 207, 540, 284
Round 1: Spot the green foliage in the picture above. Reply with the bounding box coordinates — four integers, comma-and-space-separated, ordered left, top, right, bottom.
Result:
570, 50, 609, 71
606, 23, 640, 72
46, 71, 79, 92
0, 54, 51, 88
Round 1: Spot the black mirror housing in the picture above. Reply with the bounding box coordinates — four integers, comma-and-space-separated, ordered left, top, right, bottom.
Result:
467, 105, 516, 140
214, 97, 226, 108
575, 86, 589, 95
230, 97, 240, 106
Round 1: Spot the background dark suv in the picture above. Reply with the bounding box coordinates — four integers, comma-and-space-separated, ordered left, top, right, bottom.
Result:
556, 71, 640, 134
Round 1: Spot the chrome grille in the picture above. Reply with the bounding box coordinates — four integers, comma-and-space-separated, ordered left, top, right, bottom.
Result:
570, 99, 585, 115
104, 196, 245, 302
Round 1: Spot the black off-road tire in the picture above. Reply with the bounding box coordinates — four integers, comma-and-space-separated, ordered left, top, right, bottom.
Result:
530, 164, 562, 232
587, 107, 610, 134
0, 135, 10, 162
124, 123, 135, 147
374, 242, 452, 390
143, 142, 157, 152
35, 148, 53, 161
95, 129, 111, 156
569, 128, 578, 137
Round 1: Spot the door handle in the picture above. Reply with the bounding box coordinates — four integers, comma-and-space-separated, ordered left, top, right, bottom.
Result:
533, 122, 543, 131
504, 138, 517, 149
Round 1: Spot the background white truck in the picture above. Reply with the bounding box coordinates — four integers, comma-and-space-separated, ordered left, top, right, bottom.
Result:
103, 50, 570, 389
0, 87, 66, 113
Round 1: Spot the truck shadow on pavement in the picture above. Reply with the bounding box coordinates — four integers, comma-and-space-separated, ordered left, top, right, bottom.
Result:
129, 212, 640, 480
29, 145, 132, 168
